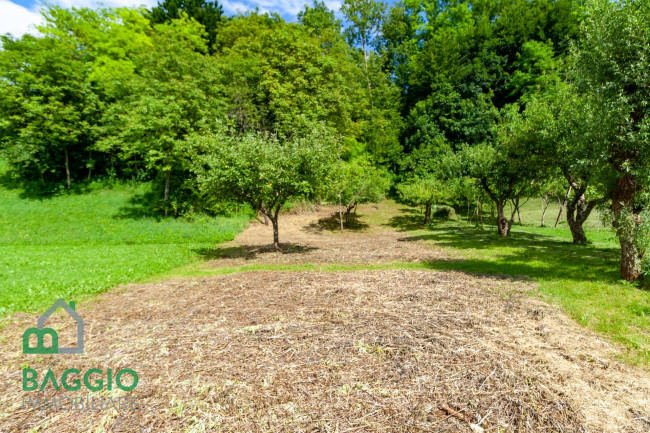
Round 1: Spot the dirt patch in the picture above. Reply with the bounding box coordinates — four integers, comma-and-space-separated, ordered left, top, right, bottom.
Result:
0, 203, 648, 432
200, 204, 449, 267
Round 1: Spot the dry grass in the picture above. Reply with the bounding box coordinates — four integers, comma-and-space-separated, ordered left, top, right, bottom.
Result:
0, 204, 649, 432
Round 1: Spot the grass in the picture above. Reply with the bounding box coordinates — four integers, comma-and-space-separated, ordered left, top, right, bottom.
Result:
0, 177, 248, 315
382, 199, 650, 366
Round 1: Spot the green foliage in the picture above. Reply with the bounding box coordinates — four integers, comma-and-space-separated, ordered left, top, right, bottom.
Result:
397, 176, 450, 208
341, 0, 386, 54
215, 15, 360, 137
298, 0, 341, 35
192, 124, 341, 246
0, 34, 100, 188
573, 0, 650, 280
39, 7, 152, 95
330, 159, 391, 216
148, 0, 224, 52
433, 205, 456, 219
98, 17, 223, 215
397, 175, 454, 224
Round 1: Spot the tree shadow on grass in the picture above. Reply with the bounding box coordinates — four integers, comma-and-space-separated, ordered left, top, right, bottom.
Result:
385, 208, 452, 232
0, 170, 108, 200
194, 243, 318, 260
113, 191, 161, 220
385, 212, 426, 232
401, 224, 621, 284
304, 212, 369, 233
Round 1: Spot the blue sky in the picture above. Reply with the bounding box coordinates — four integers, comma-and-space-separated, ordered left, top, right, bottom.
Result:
1, 0, 390, 38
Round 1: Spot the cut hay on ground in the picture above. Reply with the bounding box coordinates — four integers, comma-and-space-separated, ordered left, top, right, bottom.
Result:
0, 204, 648, 432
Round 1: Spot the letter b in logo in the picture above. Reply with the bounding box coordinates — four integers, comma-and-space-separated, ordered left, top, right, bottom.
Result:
22, 328, 59, 354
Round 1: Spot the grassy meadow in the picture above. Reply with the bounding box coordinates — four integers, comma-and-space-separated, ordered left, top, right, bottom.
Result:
0, 173, 248, 315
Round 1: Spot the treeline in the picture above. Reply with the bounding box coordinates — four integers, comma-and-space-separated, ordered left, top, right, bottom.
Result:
1, 0, 649, 284
389, 0, 650, 285
0, 1, 399, 216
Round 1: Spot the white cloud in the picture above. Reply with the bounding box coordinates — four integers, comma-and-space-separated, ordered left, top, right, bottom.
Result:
221, 0, 342, 20
220, 0, 252, 15
0, 0, 43, 37
53, 0, 157, 10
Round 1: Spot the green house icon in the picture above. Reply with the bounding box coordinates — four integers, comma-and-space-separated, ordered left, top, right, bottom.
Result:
22, 299, 84, 355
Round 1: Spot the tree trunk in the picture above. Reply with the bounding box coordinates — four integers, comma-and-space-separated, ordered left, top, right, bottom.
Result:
555, 186, 572, 227
87, 151, 93, 181
64, 147, 71, 189
164, 170, 171, 217
566, 208, 588, 244
541, 195, 549, 226
338, 192, 343, 233
271, 216, 280, 251
496, 201, 510, 237
424, 203, 432, 225
611, 174, 643, 283
467, 198, 471, 224
479, 200, 484, 229
566, 189, 589, 244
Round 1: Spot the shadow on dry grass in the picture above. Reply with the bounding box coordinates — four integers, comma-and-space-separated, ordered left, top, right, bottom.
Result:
304, 211, 369, 233
194, 243, 318, 260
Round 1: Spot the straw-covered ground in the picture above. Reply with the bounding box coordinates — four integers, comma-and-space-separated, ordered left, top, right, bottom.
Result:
0, 204, 649, 432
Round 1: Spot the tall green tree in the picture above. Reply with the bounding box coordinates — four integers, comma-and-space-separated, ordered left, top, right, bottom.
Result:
98, 17, 224, 215
0, 34, 100, 189
576, 0, 650, 282
149, 0, 224, 52
519, 84, 614, 243
215, 14, 360, 137
342, 0, 386, 71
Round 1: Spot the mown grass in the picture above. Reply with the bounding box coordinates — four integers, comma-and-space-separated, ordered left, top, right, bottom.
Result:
0, 176, 248, 315
380, 199, 650, 366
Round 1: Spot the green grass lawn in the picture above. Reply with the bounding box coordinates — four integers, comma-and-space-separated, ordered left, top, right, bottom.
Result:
382, 199, 650, 366
0, 180, 248, 315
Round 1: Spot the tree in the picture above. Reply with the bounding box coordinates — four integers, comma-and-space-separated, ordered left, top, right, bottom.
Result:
0, 34, 100, 189
520, 86, 614, 242
148, 0, 224, 52
192, 125, 340, 250
298, 0, 341, 36
215, 14, 361, 138
329, 159, 391, 230
460, 105, 541, 237
536, 175, 567, 227
397, 175, 452, 225
98, 17, 224, 215
576, 0, 650, 282
341, 0, 386, 73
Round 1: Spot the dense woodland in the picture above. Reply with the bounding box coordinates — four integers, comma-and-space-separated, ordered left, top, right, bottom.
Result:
1, 0, 649, 284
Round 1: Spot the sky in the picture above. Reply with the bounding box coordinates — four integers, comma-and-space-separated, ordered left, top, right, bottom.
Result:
0, 0, 348, 38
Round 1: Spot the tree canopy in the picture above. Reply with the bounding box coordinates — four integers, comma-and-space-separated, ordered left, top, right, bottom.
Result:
2, 0, 650, 284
